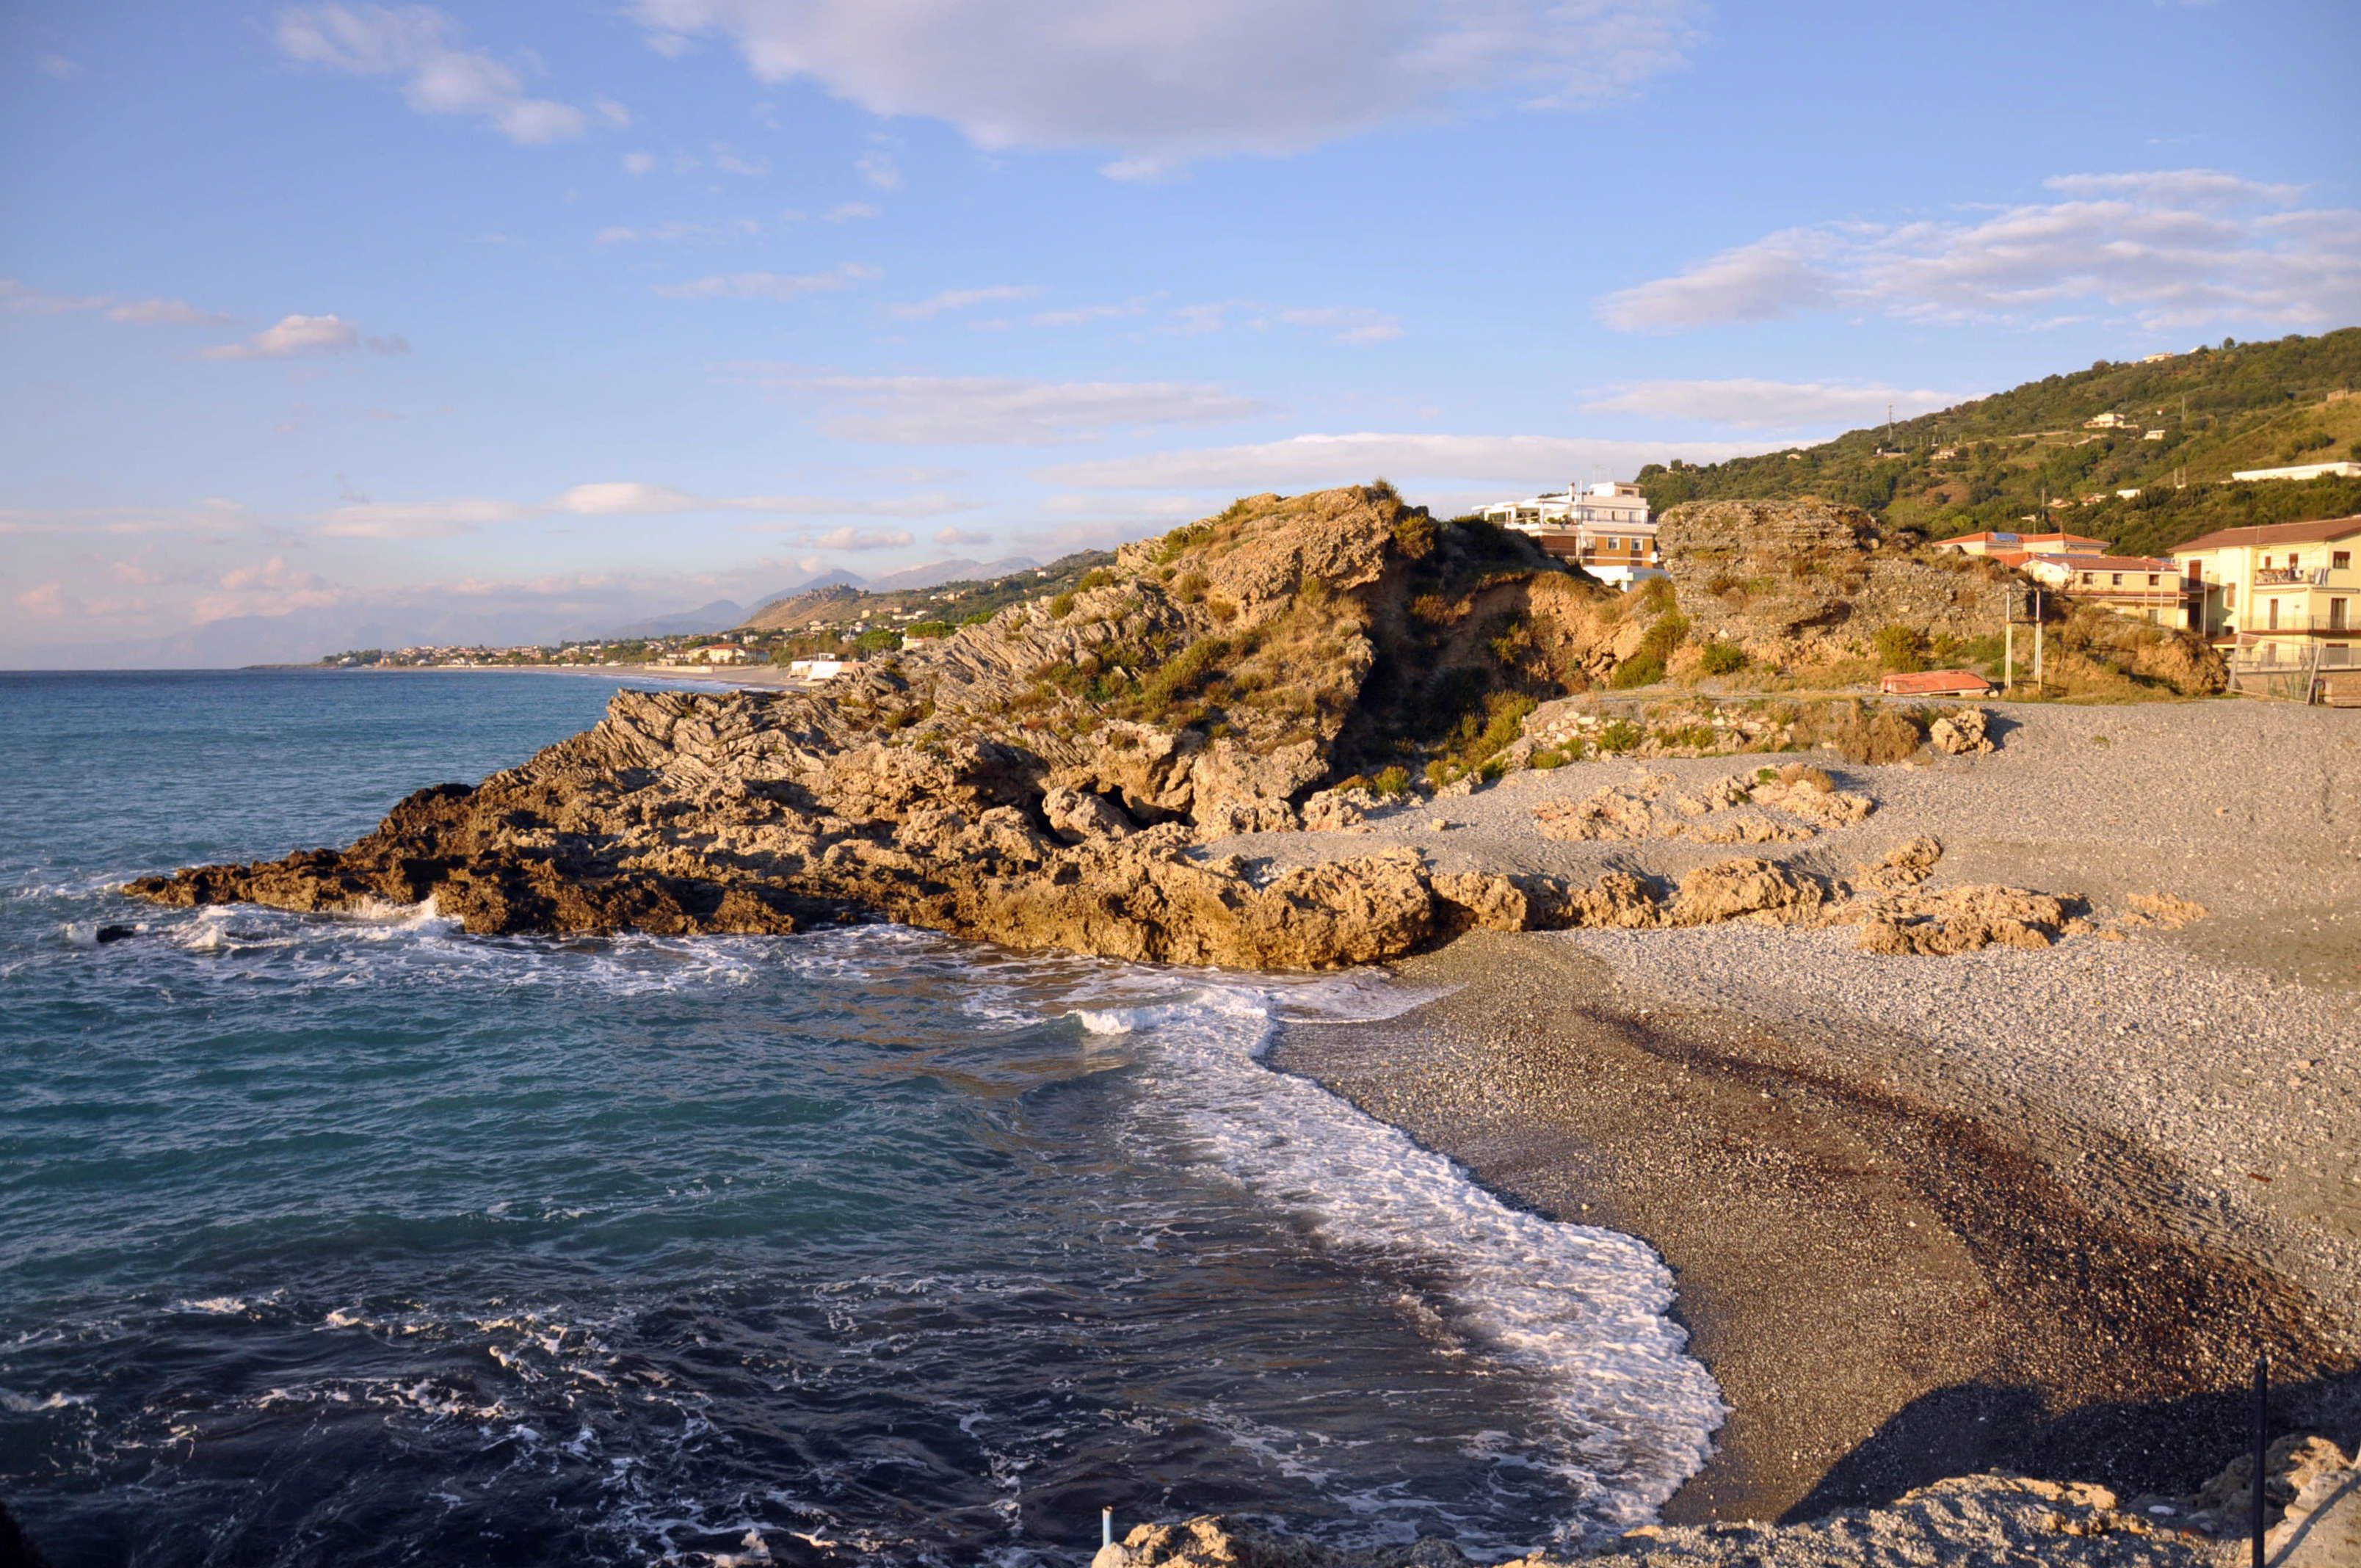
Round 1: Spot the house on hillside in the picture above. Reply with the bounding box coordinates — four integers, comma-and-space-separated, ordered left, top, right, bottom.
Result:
2172, 515, 2361, 667
2230, 461, 2361, 483
1936, 530, 2108, 559
1478, 480, 1665, 589
2020, 553, 2194, 630
2083, 412, 2132, 430
686, 643, 752, 665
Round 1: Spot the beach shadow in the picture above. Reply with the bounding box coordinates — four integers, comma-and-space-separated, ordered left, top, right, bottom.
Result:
1783, 1367, 2361, 1523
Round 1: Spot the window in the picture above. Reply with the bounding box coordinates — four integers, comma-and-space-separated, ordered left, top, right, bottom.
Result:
2111, 573, 2123, 585
2080, 572, 2093, 584
2227, 585, 2238, 609
2268, 598, 2280, 630
2147, 573, 2159, 586
2334, 599, 2350, 631
2338, 551, 2352, 570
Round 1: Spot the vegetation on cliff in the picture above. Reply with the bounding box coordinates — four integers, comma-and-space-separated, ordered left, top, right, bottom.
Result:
1636, 328, 2361, 554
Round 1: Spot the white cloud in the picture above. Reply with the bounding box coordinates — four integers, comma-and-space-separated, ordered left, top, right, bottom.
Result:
710, 141, 770, 176
316, 498, 534, 537
594, 97, 633, 128
622, 150, 657, 174
1274, 306, 1401, 345
655, 264, 878, 300
596, 218, 763, 244
273, 4, 591, 145
105, 297, 231, 325
628, 0, 1705, 170
3, 279, 228, 326
934, 524, 993, 545
1041, 432, 1762, 490
553, 482, 703, 515
809, 525, 913, 549
888, 284, 1039, 319
37, 54, 81, 80
16, 582, 67, 615
201, 313, 407, 360
1596, 231, 1835, 331
825, 201, 880, 222
313, 481, 973, 538
796, 374, 1265, 444
195, 556, 341, 622
1600, 170, 2360, 333
1580, 380, 1965, 432
855, 148, 902, 190
1031, 300, 1147, 327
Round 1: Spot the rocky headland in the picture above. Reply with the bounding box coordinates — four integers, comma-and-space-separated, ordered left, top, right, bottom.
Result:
128, 486, 2197, 969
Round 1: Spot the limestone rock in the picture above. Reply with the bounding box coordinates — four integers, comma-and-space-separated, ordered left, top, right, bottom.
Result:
1929, 705, 1995, 755
1043, 786, 1136, 843
1669, 858, 1827, 926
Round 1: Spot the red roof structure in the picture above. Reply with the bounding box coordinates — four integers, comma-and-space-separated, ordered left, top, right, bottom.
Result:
1880, 669, 1993, 697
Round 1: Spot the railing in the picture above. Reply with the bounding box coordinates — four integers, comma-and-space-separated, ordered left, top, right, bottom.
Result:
2252, 567, 2329, 587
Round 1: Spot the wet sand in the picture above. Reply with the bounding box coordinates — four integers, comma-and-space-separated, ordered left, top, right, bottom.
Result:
1277, 933, 2359, 1526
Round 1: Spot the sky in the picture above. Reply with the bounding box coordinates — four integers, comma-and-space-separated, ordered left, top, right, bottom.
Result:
3, 0, 2357, 666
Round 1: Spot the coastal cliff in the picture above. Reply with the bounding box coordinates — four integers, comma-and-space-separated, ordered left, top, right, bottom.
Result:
126, 486, 2127, 966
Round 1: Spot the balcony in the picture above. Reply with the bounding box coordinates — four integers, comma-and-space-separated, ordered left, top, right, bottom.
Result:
2253, 567, 2329, 587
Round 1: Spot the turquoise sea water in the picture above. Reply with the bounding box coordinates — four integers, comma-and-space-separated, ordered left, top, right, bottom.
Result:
0, 671, 1719, 1567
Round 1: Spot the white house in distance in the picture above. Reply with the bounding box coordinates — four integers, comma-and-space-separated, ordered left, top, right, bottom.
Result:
786, 657, 855, 683
1479, 480, 1665, 589
1933, 529, 2109, 559
2230, 461, 2361, 483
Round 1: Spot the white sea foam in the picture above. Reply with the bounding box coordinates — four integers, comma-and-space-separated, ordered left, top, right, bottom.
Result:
1073, 973, 1723, 1543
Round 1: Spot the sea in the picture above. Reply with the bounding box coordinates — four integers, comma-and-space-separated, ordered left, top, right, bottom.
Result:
0, 670, 1723, 1567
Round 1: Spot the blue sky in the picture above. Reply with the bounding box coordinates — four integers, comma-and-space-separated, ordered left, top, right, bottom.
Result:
4, 0, 2356, 664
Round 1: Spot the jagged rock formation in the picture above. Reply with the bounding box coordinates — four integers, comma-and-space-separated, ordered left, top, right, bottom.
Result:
1656, 498, 2004, 655
131, 490, 1630, 967
128, 489, 2100, 968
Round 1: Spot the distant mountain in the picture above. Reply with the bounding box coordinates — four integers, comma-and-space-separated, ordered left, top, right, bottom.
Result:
598, 600, 750, 640
861, 556, 1040, 594
745, 567, 866, 614
1636, 327, 2361, 558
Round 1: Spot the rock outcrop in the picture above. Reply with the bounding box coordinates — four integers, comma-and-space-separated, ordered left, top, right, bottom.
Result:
131, 489, 1630, 968
1656, 499, 2003, 657
127, 487, 2110, 969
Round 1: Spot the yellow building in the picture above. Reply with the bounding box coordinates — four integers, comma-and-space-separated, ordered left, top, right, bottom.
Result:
2171, 515, 2361, 668
2021, 553, 2194, 629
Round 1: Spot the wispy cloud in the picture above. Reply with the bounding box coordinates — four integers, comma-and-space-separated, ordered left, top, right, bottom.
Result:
2, 278, 230, 326
888, 285, 1040, 319
1579, 379, 1965, 432
1599, 170, 2360, 333
273, 4, 593, 145
783, 374, 1266, 444
629, 0, 1706, 172
315, 480, 976, 538
201, 313, 410, 360
1041, 432, 1763, 490
655, 264, 878, 300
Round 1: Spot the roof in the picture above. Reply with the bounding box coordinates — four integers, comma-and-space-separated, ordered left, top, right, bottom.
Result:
2045, 554, 2177, 573
1879, 669, 1993, 696
2016, 531, 2109, 545
2172, 515, 2361, 553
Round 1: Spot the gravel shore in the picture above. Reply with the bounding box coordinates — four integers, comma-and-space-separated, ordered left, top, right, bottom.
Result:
1260, 699, 2358, 1528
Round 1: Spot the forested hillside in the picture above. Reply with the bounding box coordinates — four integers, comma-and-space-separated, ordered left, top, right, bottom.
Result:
1637, 329, 2361, 557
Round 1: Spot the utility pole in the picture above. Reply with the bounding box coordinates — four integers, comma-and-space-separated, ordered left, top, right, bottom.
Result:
2033, 588, 2045, 692
2003, 588, 2016, 692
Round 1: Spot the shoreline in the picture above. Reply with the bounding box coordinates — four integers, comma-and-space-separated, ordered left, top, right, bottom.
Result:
1274, 931, 2360, 1529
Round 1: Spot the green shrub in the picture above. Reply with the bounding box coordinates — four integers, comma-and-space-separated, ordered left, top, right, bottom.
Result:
1597, 719, 1643, 753
1077, 567, 1117, 590
904, 620, 951, 639
1610, 655, 1666, 689
1371, 765, 1411, 797
1393, 509, 1439, 559
855, 628, 903, 655
1874, 623, 1927, 673
1699, 641, 1748, 675
1048, 592, 1077, 619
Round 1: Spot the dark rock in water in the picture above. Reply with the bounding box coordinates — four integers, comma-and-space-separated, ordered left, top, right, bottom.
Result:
94, 924, 137, 944
0, 1500, 55, 1568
